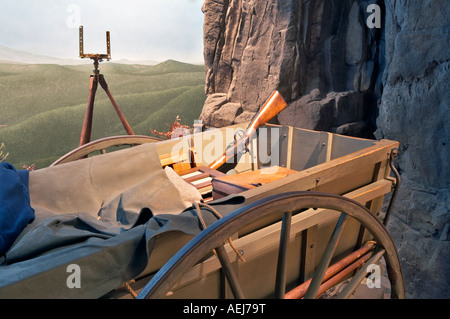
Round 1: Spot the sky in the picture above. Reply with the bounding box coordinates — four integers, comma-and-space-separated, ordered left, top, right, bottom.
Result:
0, 0, 205, 63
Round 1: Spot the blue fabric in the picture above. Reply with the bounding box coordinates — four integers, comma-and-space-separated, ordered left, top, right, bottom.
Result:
0, 163, 35, 256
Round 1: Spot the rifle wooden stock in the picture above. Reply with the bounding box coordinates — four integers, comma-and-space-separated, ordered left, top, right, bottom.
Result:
208, 90, 287, 170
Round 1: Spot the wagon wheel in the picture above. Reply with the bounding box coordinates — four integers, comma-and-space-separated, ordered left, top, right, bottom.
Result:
137, 191, 405, 299
51, 135, 162, 166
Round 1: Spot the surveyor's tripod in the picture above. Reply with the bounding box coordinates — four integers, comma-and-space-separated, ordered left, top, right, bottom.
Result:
79, 58, 134, 146
78, 25, 134, 146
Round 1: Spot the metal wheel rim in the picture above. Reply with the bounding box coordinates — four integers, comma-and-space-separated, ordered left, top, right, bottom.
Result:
51, 135, 162, 166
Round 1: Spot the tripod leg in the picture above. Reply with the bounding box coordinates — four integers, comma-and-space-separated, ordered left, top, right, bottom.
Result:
79, 75, 98, 146
99, 75, 135, 135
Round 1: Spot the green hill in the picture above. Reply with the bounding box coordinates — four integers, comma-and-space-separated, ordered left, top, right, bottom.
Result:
0, 60, 206, 169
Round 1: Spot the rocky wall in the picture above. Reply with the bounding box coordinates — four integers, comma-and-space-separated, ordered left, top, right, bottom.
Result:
374, 0, 449, 298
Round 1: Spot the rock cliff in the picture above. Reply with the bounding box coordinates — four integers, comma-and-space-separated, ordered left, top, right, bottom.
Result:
199, 0, 449, 298
200, 0, 384, 138
374, 0, 449, 298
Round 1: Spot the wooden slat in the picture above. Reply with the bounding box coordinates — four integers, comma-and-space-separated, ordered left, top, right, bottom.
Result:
193, 180, 214, 190
326, 132, 334, 162
177, 166, 201, 176
286, 126, 294, 169
172, 162, 192, 173
176, 165, 225, 197
183, 172, 211, 183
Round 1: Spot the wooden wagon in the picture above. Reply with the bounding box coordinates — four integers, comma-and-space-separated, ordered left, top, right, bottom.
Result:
0, 90, 403, 300
47, 117, 403, 299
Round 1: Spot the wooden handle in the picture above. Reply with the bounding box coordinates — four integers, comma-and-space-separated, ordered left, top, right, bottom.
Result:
246, 90, 288, 134
209, 90, 287, 170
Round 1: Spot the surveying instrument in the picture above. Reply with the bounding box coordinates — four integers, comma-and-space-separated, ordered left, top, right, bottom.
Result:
78, 25, 134, 146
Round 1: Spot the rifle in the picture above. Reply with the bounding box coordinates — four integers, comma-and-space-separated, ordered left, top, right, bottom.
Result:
208, 90, 287, 171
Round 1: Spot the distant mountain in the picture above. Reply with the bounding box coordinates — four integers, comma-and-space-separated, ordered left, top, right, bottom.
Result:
0, 45, 166, 65
114, 58, 160, 65
0, 45, 84, 65
146, 59, 205, 73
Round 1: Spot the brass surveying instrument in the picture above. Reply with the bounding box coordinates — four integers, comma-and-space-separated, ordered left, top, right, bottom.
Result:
78, 25, 134, 146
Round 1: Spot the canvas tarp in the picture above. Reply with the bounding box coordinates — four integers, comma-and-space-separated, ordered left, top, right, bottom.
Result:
0, 143, 245, 298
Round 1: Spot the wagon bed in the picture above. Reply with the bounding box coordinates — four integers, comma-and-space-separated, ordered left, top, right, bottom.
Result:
0, 123, 403, 299
107, 123, 403, 299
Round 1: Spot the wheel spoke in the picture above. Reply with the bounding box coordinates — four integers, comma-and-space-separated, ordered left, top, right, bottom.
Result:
274, 212, 292, 298
215, 245, 245, 299
304, 213, 348, 299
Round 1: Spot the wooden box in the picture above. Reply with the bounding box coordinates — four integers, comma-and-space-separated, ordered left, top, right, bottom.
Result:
179, 166, 225, 196
212, 166, 298, 200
